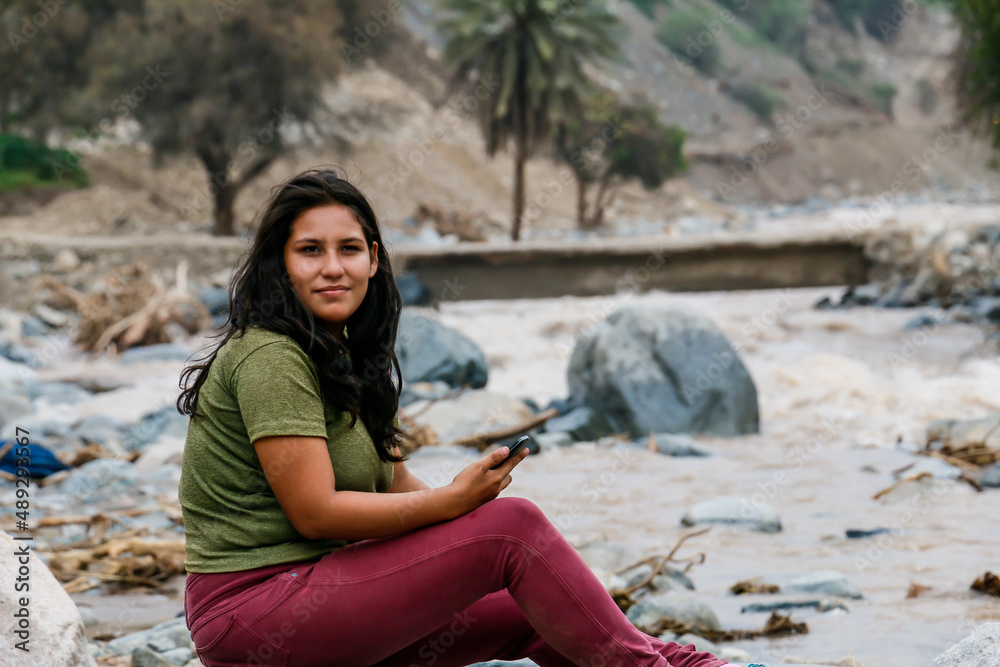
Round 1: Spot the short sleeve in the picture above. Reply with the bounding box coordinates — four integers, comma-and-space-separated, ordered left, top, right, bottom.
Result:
231, 340, 329, 443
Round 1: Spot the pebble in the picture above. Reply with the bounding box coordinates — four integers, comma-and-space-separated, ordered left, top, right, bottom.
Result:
980, 462, 1000, 488
625, 591, 721, 631
681, 496, 782, 533
786, 571, 863, 600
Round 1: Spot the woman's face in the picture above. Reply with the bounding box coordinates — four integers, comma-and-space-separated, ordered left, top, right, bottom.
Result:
282, 204, 378, 338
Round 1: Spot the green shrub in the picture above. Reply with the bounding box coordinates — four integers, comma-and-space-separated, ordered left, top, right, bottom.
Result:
0, 133, 87, 191
655, 9, 722, 75
715, 0, 808, 53
869, 82, 898, 116
730, 81, 783, 121
628, 0, 671, 19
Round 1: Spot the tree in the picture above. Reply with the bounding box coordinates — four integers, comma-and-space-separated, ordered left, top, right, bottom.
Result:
80, 0, 372, 235
555, 95, 687, 228
952, 0, 1000, 166
437, 0, 622, 241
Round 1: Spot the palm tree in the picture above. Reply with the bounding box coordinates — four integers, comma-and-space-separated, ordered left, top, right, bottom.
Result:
438, 0, 621, 241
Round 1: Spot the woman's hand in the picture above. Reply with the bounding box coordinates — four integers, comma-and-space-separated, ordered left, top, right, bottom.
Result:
442, 445, 530, 519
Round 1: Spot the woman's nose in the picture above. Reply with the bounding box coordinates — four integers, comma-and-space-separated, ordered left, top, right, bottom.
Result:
321, 253, 345, 277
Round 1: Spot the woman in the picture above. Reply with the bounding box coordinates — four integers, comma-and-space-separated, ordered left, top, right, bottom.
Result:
177, 168, 729, 667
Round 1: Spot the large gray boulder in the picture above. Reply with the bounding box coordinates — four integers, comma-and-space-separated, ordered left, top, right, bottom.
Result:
931, 623, 1000, 667
396, 311, 488, 389
567, 305, 758, 438
0, 529, 97, 666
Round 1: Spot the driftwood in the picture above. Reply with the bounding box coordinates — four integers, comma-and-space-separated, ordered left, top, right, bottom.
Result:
36, 261, 208, 353
453, 408, 560, 451
608, 528, 710, 612
971, 571, 1000, 597
730, 577, 781, 595
636, 611, 808, 642
44, 536, 186, 592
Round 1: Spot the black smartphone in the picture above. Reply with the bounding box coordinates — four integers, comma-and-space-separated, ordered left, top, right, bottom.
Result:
489, 435, 531, 470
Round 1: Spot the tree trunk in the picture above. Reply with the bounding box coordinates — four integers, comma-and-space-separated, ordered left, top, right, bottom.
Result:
511, 136, 526, 242
575, 176, 589, 229
213, 185, 238, 236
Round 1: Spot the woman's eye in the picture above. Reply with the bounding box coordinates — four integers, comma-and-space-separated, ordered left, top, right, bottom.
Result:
342, 245, 360, 252
302, 245, 320, 254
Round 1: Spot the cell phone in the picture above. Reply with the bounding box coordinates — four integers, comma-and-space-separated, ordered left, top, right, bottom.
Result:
489, 435, 531, 470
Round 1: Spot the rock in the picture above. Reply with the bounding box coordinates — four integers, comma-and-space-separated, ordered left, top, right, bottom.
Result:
625, 591, 721, 632
845, 527, 891, 539
634, 433, 713, 457
786, 571, 863, 599
20, 314, 49, 338
395, 272, 432, 306
532, 431, 575, 451
542, 407, 606, 442
674, 633, 720, 655
927, 413, 1000, 450
567, 304, 759, 438
0, 529, 97, 666
876, 475, 944, 505
618, 563, 655, 589
31, 303, 70, 328
120, 343, 195, 364
396, 311, 488, 388
681, 496, 782, 533
399, 381, 453, 408
145, 618, 194, 652
132, 646, 172, 667
967, 296, 1000, 323
196, 287, 229, 316
0, 391, 31, 431
930, 623, 1000, 666
575, 541, 642, 573
895, 458, 963, 480
123, 406, 189, 452
0, 356, 36, 391
718, 647, 753, 663
161, 647, 196, 666
60, 458, 138, 501
75, 414, 126, 446
135, 437, 186, 473
1, 416, 72, 441
740, 599, 847, 613
981, 462, 1000, 488
54, 248, 81, 272
408, 390, 533, 445
78, 606, 99, 628
26, 381, 91, 405
903, 314, 940, 330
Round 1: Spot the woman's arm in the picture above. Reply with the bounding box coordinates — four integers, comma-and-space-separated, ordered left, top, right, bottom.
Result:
253, 436, 527, 541
387, 448, 431, 493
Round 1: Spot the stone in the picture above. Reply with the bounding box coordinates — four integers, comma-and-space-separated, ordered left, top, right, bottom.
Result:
0, 529, 96, 665
674, 633, 721, 655
0, 391, 31, 432
740, 599, 847, 613
161, 647, 196, 666
196, 287, 230, 316
0, 356, 36, 391
625, 591, 721, 632
680, 496, 781, 533
634, 433, 713, 457
408, 389, 533, 445
542, 407, 606, 442
395, 272, 432, 306
120, 343, 195, 364
928, 413, 1000, 450
786, 571, 863, 599
903, 314, 940, 330
930, 623, 1000, 666
845, 527, 891, 539
567, 304, 759, 438
146, 620, 194, 652
532, 431, 575, 451
136, 437, 186, 473
123, 405, 189, 452
75, 414, 126, 446
31, 303, 70, 328
981, 462, 1000, 488
575, 541, 642, 573
718, 647, 753, 663
132, 646, 171, 667
54, 248, 81, 272
26, 381, 91, 405
396, 311, 488, 388
399, 380, 452, 408
60, 458, 138, 501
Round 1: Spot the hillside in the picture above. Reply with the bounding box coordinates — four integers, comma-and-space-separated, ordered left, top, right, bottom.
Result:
0, 0, 996, 241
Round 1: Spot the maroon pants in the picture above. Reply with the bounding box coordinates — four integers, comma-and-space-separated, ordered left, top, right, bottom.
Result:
184, 497, 728, 667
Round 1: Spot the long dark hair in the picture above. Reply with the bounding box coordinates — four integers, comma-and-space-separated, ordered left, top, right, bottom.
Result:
177, 168, 404, 463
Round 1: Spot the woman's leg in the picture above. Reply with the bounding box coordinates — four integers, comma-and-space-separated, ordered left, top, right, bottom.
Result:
190, 497, 728, 667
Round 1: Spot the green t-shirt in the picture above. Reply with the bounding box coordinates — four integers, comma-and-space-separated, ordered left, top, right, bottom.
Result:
179, 326, 394, 573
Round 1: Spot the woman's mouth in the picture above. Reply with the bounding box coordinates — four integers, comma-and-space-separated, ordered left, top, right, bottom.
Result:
316, 286, 349, 296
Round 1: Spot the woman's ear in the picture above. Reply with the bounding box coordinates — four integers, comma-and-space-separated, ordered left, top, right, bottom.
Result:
369, 241, 379, 278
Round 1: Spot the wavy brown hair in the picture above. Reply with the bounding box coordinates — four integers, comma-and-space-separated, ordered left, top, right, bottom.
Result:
177, 169, 404, 463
